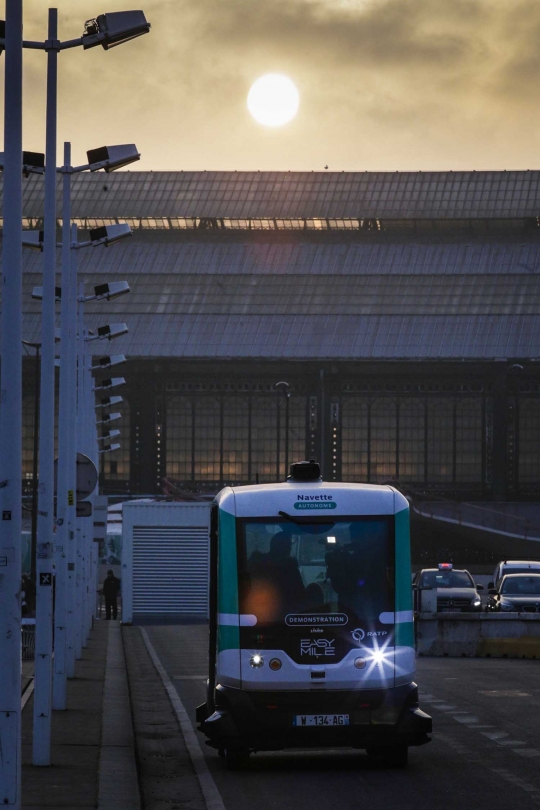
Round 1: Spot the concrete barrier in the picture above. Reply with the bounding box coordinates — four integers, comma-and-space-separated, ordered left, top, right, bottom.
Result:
416, 613, 540, 658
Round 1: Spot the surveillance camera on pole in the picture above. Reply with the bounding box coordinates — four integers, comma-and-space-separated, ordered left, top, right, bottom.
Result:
96, 411, 121, 425
89, 223, 132, 247
82, 11, 150, 50
93, 377, 126, 392
86, 144, 140, 172
91, 354, 126, 370
96, 394, 123, 409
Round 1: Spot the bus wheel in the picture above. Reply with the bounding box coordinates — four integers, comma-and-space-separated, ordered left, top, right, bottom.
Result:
224, 747, 250, 770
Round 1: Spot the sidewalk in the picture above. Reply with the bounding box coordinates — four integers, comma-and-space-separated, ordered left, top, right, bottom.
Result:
21, 620, 140, 810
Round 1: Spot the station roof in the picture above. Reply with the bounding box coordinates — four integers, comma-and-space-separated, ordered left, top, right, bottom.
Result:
2, 169, 540, 361
13, 232, 540, 361
9, 169, 540, 221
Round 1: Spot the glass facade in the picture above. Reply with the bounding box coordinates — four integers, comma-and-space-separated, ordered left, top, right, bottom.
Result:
163, 394, 307, 486
518, 398, 540, 483
341, 395, 484, 485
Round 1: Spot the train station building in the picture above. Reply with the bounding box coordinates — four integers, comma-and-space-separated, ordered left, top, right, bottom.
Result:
14, 170, 540, 501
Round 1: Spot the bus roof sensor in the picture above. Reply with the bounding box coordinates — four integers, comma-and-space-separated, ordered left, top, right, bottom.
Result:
288, 460, 321, 482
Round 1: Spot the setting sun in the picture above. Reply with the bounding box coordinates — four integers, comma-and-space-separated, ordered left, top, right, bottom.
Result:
247, 73, 299, 127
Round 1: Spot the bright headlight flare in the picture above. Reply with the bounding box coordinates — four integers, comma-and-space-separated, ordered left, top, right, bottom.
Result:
370, 650, 387, 665
250, 654, 264, 669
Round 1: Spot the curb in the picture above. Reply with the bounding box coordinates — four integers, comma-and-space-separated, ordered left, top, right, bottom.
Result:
97, 621, 141, 810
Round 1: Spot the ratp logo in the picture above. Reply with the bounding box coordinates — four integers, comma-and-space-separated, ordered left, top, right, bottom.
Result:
351, 628, 365, 643
300, 638, 336, 657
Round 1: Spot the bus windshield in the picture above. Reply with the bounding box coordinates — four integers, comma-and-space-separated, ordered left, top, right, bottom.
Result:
238, 517, 393, 626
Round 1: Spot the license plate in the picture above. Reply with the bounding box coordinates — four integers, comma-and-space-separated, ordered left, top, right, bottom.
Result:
440, 608, 461, 613
294, 714, 349, 727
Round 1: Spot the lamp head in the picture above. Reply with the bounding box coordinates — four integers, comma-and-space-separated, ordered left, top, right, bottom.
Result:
93, 281, 130, 300
89, 223, 132, 247
82, 11, 150, 50
96, 395, 123, 408
32, 285, 62, 301
87, 144, 140, 172
23, 231, 44, 252
93, 377, 126, 392
96, 323, 129, 341
99, 442, 121, 454
92, 354, 126, 370
98, 412, 121, 424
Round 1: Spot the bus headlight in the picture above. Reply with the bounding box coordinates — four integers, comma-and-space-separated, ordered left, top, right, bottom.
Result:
354, 657, 366, 669
269, 658, 282, 671
370, 650, 388, 665
250, 654, 264, 669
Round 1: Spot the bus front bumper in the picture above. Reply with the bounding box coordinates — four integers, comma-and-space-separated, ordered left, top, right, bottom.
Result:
197, 682, 432, 752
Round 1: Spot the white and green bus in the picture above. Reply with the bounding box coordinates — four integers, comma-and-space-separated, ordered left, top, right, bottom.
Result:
197, 460, 431, 768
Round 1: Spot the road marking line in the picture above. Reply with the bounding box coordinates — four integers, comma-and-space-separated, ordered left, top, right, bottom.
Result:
481, 731, 508, 740
21, 679, 34, 711
497, 740, 526, 746
173, 675, 208, 680
513, 749, 540, 758
452, 716, 481, 724
140, 628, 226, 810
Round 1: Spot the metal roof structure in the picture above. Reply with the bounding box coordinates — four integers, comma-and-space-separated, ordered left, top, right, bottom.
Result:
7, 169, 540, 221
2, 170, 540, 361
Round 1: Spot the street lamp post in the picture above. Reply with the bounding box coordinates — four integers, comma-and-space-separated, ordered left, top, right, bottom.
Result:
52, 142, 74, 710
0, 1, 24, 804
274, 381, 291, 479
0, 3, 150, 788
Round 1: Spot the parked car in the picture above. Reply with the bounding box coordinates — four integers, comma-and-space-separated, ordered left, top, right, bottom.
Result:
489, 560, 540, 589
413, 563, 483, 612
487, 573, 540, 613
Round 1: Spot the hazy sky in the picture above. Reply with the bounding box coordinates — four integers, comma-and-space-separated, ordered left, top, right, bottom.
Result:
5, 0, 540, 171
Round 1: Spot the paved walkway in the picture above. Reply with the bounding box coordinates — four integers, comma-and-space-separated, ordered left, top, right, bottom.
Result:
21, 620, 140, 810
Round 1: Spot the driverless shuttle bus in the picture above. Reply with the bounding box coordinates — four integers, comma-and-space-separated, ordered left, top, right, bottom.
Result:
197, 461, 431, 768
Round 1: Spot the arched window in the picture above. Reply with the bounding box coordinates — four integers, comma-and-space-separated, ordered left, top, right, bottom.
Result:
194, 397, 221, 481
251, 397, 278, 482
519, 398, 540, 483
223, 398, 249, 481
341, 398, 368, 481
427, 398, 453, 482
371, 398, 397, 481
165, 396, 193, 480
455, 399, 482, 482
399, 399, 425, 482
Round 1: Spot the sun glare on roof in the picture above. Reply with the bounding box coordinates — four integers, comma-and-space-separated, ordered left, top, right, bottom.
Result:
247, 74, 299, 127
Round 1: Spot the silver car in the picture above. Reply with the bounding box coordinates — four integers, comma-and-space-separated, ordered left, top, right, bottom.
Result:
487, 573, 540, 613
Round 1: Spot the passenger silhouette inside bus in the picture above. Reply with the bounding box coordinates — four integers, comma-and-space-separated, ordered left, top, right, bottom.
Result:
246, 530, 306, 621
